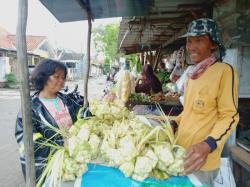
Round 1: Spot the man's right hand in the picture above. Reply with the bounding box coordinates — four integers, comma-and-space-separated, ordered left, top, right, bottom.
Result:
183, 142, 211, 174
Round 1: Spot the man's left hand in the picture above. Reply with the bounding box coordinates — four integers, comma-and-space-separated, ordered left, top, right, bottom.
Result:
183, 142, 211, 174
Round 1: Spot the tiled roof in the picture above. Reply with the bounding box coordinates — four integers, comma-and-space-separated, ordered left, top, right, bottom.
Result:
0, 26, 15, 50
0, 35, 16, 50
0, 26, 46, 52
0, 26, 10, 36
8, 35, 46, 52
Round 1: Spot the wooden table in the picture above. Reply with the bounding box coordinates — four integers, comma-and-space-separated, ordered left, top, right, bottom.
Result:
230, 146, 250, 171
229, 145, 250, 186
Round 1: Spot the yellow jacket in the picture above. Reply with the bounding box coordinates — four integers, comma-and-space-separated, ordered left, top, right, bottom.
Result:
175, 62, 239, 171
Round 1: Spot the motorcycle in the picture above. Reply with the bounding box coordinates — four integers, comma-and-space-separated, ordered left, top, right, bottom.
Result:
63, 84, 84, 106
63, 85, 92, 118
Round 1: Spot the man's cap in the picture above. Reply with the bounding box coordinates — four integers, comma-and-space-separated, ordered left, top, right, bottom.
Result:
181, 18, 226, 59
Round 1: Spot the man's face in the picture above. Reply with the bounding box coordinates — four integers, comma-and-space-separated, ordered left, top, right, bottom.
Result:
186, 35, 217, 64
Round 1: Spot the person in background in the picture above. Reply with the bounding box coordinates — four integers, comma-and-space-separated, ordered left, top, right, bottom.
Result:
159, 61, 167, 72
156, 61, 172, 85
169, 46, 185, 82
15, 59, 82, 183
135, 64, 162, 95
170, 18, 239, 186
106, 66, 118, 83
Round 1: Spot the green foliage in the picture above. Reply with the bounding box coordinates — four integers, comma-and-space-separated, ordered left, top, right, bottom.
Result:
103, 58, 110, 75
155, 71, 171, 84
125, 54, 142, 73
126, 54, 137, 66
129, 93, 151, 103
104, 58, 110, 65
92, 23, 120, 64
4, 73, 17, 88
135, 59, 142, 73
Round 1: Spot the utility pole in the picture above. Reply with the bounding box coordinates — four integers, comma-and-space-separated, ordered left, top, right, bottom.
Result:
16, 0, 36, 186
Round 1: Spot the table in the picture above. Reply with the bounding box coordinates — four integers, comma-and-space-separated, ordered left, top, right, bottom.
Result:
230, 145, 250, 186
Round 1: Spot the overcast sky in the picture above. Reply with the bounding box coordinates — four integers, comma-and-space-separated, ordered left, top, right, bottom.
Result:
0, 0, 121, 53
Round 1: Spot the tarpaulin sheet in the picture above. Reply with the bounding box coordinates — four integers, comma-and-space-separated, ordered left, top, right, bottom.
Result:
81, 164, 196, 187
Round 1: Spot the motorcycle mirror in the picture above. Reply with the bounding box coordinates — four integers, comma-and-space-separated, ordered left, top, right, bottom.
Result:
74, 84, 78, 92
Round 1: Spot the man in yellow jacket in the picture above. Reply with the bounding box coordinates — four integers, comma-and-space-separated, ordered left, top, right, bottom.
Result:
170, 18, 239, 186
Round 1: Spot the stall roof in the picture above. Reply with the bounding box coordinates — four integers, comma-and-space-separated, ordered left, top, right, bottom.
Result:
39, 0, 215, 54
39, 0, 152, 22
118, 0, 215, 54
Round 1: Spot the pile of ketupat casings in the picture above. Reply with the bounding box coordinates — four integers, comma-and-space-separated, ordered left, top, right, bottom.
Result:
37, 99, 186, 187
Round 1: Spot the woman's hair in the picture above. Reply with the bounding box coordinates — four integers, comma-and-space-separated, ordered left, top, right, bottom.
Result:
31, 59, 67, 91
142, 64, 162, 86
137, 64, 162, 94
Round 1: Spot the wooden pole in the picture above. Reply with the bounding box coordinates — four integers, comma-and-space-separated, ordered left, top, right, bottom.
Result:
16, 0, 35, 186
83, 13, 92, 108
150, 51, 153, 66
145, 51, 149, 64
153, 48, 162, 71
140, 52, 144, 65
75, 0, 92, 108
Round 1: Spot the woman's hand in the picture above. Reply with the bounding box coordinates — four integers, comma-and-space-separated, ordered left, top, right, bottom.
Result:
183, 142, 211, 174
135, 74, 144, 85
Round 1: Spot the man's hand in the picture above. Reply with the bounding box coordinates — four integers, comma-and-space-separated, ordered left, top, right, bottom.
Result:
183, 142, 211, 174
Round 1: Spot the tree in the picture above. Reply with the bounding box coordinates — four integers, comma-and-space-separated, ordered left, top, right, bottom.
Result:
92, 23, 120, 65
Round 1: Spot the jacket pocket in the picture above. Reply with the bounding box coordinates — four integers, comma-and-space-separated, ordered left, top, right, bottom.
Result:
192, 87, 216, 114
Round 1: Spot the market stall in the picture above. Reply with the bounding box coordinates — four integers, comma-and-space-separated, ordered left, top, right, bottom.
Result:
16, 0, 250, 186
17, 0, 196, 186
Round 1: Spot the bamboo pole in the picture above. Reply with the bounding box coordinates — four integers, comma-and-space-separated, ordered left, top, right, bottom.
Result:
16, 0, 36, 186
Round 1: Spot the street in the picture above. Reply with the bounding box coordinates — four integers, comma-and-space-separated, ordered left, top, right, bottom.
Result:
0, 76, 106, 187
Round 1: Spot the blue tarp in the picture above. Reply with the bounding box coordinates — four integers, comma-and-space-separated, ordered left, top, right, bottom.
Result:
81, 164, 197, 187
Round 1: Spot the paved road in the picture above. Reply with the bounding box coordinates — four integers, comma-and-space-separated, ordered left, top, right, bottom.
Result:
64, 75, 107, 100
0, 97, 24, 187
0, 76, 106, 187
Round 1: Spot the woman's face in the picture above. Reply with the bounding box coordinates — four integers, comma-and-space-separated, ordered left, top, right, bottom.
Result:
186, 35, 217, 64
44, 69, 66, 93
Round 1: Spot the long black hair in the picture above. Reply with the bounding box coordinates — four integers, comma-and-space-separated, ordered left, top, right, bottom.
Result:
31, 59, 67, 91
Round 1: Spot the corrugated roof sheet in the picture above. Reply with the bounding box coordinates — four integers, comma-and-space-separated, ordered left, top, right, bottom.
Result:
118, 0, 214, 54
38, 0, 215, 54
39, 0, 151, 22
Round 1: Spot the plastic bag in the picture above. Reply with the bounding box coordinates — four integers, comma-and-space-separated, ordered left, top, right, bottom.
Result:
213, 158, 236, 187
188, 158, 236, 187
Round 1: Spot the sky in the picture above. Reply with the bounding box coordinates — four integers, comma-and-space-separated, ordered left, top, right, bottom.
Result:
0, 0, 121, 53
